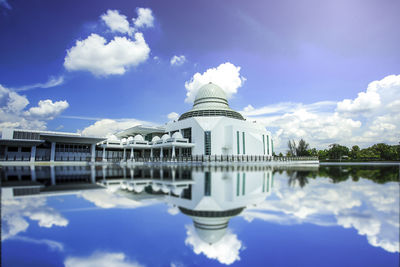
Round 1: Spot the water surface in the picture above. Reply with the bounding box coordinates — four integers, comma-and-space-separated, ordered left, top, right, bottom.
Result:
1, 164, 399, 266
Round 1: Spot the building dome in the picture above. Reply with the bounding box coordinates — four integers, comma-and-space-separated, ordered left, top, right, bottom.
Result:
161, 134, 170, 141
151, 136, 160, 142
172, 132, 183, 139
133, 134, 144, 141
179, 82, 245, 121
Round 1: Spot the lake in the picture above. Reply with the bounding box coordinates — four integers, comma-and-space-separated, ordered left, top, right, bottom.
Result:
1, 164, 399, 266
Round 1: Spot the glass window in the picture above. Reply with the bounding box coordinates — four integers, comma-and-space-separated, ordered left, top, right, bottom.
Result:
242, 132, 246, 155
204, 131, 211, 155
204, 172, 211, 196
237, 131, 240, 154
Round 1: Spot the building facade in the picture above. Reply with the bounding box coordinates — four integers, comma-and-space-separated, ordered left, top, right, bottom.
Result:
0, 83, 274, 163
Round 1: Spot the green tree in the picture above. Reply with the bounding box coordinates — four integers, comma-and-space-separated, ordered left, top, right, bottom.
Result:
296, 139, 310, 156
327, 144, 349, 160
350, 145, 360, 160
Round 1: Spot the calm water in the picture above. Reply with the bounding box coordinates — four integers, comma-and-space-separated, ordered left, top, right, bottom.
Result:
1, 164, 399, 267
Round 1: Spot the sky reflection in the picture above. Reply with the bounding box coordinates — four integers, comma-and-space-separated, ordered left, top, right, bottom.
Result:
1, 164, 399, 266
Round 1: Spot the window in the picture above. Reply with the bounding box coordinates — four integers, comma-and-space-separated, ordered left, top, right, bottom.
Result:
236, 131, 240, 154
204, 131, 211, 155
182, 128, 192, 143
236, 173, 240, 196
204, 172, 211, 196
242, 173, 246, 195
7, 146, 18, 152
242, 132, 246, 155
21, 147, 31, 153
262, 135, 265, 155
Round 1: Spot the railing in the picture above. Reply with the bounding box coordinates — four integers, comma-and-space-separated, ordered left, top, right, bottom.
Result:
126, 155, 319, 163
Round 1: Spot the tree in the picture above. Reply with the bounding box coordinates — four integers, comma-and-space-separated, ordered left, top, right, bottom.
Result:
287, 138, 310, 157
288, 140, 297, 156
296, 139, 310, 156
327, 144, 349, 160
350, 145, 360, 160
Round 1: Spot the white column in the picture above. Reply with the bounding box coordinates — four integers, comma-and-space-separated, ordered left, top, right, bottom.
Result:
91, 144, 96, 162
150, 148, 153, 158
123, 148, 126, 162
30, 146, 36, 162
90, 165, 96, 183
179, 148, 182, 157
50, 142, 56, 162
50, 165, 56, 185
30, 165, 36, 181
160, 147, 163, 158
172, 145, 175, 157
130, 147, 134, 161
102, 147, 107, 162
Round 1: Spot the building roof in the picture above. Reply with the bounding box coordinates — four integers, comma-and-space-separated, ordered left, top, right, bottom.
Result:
179, 83, 245, 121
116, 125, 165, 138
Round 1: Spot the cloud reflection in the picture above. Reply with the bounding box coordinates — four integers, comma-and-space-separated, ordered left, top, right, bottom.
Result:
242, 175, 400, 253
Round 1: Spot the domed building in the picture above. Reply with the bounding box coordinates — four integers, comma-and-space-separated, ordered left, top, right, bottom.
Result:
165, 82, 273, 156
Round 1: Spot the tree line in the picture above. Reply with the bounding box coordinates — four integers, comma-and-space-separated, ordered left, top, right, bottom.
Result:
280, 139, 400, 161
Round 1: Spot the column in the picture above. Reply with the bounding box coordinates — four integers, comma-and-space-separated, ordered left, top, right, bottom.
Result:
150, 148, 153, 158
50, 165, 56, 186
172, 145, 176, 157
30, 146, 36, 162
90, 165, 96, 183
102, 147, 107, 162
130, 147, 134, 161
179, 148, 182, 157
123, 148, 126, 162
30, 165, 36, 181
160, 147, 163, 158
50, 142, 56, 162
91, 144, 96, 162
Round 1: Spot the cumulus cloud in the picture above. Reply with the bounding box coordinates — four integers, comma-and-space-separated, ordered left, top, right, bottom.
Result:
0, 84, 69, 132
1, 196, 68, 241
0, 0, 11, 9
170, 55, 186, 66
167, 112, 179, 121
185, 225, 242, 265
65, 252, 144, 267
79, 118, 149, 138
185, 62, 246, 103
133, 8, 154, 29
79, 189, 158, 209
24, 99, 69, 119
101, 10, 133, 35
242, 74, 400, 151
242, 173, 400, 253
15, 76, 64, 92
64, 33, 150, 76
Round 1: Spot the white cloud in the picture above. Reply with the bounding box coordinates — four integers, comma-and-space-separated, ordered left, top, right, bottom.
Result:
0, 84, 68, 132
79, 189, 158, 209
185, 62, 246, 103
133, 8, 154, 29
0, 0, 11, 9
101, 10, 133, 36
65, 252, 144, 267
185, 225, 242, 265
167, 112, 179, 121
80, 118, 149, 138
170, 55, 186, 66
10, 236, 64, 251
1, 196, 68, 241
241, 74, 400, 151
24, 99, 69, 119
64, 33, 150, 76
16, 76, 64, 92
242, 173, 400, 253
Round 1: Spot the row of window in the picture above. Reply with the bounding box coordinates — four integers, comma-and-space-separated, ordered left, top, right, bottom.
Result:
13, 131, 40, 140
55, 144, 91, 153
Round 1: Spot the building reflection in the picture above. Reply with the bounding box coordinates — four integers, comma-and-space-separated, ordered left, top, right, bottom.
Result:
1, 165, 274, 245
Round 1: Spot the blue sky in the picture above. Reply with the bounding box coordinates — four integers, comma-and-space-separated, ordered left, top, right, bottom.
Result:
0, 0, 399, 151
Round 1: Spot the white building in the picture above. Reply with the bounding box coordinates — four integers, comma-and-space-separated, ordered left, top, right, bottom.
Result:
0, 83, 275, 162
